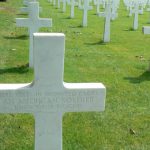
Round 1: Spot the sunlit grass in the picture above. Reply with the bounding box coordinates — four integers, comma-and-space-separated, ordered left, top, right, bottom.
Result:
0, 0, 150, 149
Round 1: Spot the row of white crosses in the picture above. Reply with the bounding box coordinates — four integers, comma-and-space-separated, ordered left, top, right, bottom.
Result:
16, 2, 52, 67
123, 0, 150, 30
97, 0, 119, 20
48, 0, 73, 11
48, 0, 119, 43
48, 0, 93, 27
123, 0, 141, 30
62, 0, 70, 12
95, 0, 106, 15
124, 0, 147, 16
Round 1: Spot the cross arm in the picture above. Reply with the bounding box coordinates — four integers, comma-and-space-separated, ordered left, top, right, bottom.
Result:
63, 82, 106, 113
16, 18, 30, 27
0, 83, 31, 90
79, 6, 93, 11
0, 83, 106, 114
39, 18, 52, 28
0, 83, 33, 113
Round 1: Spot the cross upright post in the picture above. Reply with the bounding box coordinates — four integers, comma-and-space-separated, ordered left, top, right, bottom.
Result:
70, 0, 75, 18
52, 0, 56, 6
129, 3, 134, 17
62, 0, 67, 12
16, 2, 52, 68
96, 0, 101, 15
78, 0, 82, 9
111, 0, 118, 20
0, 33, 106, 150
98, 1, 112, 42
63, 0, 70, 12
103, 2, 111, 42
133, 2, 139, 30
58, 0, 61, 8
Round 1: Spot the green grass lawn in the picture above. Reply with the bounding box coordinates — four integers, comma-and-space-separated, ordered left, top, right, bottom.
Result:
0, 0, 150, 149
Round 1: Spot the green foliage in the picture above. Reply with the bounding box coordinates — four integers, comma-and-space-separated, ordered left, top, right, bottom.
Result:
0, 0, 150, 149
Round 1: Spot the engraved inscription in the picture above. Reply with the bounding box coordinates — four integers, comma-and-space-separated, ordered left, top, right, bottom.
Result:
0, 90, 101, 113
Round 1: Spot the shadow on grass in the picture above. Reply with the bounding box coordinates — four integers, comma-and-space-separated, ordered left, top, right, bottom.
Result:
85, 40, 106, 45
63, 16, 71, 19
16, 13, 28, 16
68, 24, 83, 28
0, 64, 29, 75
124, 71, 150, 83
123, 27, 135, 31
92, 13, 98, 16
3, 35, 28, 40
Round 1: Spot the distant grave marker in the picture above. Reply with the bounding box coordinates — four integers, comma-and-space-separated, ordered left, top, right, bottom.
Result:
62, 0, 70, 12
132, 2, 139, 30
142, 26, 150, 34
70, 0, 76, 18
111, 0, 119, 20
16, 2, 52, 68
58, 0, 61, 8
62, 0, 67, 12
80, 0, 92, 27
99, 2, 112, 42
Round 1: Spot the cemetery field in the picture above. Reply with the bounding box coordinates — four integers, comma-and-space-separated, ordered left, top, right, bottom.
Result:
0, 0, 150, 149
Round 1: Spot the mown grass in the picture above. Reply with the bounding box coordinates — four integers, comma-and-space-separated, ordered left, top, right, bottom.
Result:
0, 0, 150, 149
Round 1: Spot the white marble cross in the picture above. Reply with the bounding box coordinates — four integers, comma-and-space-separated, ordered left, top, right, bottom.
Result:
128, 2, 134, 17
58, 0, 61, 8
53, 0, 56, 6
96, 0, 102, 15
80, 0, 93, 27
128, 1, 143, 17
78, 0, 83, 9
62, 0, 70, 12
111, 0, 119, 20
0, 33, 106, 150
62, 0, 66, 12
16, 2, 52, 68
70, 0, 76, 18
99, 2, 112, 42
132, 2, 139, 30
